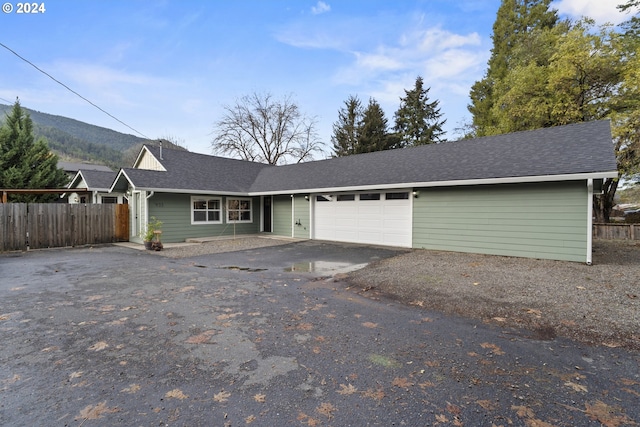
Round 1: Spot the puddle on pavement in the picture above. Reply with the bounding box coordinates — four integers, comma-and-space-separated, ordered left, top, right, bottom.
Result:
284, 261, 367, 274
218, 266, 268, 272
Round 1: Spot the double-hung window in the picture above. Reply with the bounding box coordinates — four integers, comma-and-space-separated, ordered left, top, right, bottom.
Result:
192, 197, 222, 224
227, 198, 252, 223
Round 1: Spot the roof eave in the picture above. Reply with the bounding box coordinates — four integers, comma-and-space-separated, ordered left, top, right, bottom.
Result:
131, 187, 252, 197
248, 171, 619, 196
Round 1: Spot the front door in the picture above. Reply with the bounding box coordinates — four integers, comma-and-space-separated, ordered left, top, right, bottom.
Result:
263, 196, 272, 232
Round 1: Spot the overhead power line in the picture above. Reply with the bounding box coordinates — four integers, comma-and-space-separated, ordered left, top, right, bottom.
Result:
0, 41, 152, 139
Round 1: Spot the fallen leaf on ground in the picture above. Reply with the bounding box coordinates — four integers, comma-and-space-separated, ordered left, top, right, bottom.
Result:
297, 322, 313, 331
297, 412, 321, 426
88, 341, 109, 351
585, 400, 636, 427
392, 377, 414, 388
476, 399, 497, 410
185, 330, 217, 344
216, 312, 242, 320
480, 342, 505, 355
76, 401, 119, 420
511, 405, 555, 427
253, 393, 266, 403
525, 308, 542, 317
165, 388, 189, 400
564, 381, 588, 393
69, 371, 83, 379
337, 383, 358, 395
447, 403, 461, 415
121, 383, 141, 394
213, 390, 231, 402
245, 414, 256, 424
316, 402, 336, 419
362, 322, 377, 328
362, 388, 385, 401
618, 378, 640, 386
3, 374, 20, 384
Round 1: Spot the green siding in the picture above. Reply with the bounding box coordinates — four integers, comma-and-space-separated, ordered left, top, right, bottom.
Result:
412, 182, 589, 262
147, 193, 260, 243
293, 195, 310, 239
272, 195, 292, 237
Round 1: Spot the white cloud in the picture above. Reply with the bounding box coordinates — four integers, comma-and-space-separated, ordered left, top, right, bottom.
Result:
552, 0, 630, 25
311, 1, 331, 15
54, 61, 169, 89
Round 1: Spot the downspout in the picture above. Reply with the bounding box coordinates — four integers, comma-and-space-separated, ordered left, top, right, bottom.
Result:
291, 195, 295, 238
586, 179, 593, 265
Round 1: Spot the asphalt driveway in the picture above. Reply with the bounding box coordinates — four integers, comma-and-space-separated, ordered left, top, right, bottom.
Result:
1, 242, 639, 426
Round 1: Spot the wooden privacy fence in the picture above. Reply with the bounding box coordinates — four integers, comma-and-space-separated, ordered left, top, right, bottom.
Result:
593, 223, 640, 241
0, 203, 129, 251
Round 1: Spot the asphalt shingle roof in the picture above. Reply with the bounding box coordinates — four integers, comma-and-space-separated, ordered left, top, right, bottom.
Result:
120, 120, 618, 194
76, 170, 118, 190
251, 120, 618, 192
59, 161, 113, 173
124, 146, 272, 193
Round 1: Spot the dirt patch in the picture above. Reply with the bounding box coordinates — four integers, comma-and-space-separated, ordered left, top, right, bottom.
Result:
346, 239, 640, 350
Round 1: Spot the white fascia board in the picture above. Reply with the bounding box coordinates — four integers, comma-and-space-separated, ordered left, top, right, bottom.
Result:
132, 145, 152, 168
67, 171, 85, 189
247, 171, 619, 196
108, 169, 133, 193
131, 187, 252, 197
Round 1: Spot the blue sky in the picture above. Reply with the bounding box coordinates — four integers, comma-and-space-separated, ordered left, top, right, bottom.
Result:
0, 0, 633, 158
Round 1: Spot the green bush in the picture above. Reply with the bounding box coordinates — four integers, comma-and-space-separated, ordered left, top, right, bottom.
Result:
142, 216, 163, 241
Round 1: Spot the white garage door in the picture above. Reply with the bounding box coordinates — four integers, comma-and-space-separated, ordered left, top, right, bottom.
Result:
313, 191, 412, 247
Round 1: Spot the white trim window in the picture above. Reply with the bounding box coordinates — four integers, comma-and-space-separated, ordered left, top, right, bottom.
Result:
227, 198, 252, 223
192, 197, 222, 224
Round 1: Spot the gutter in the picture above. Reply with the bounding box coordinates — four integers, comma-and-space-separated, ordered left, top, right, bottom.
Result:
248, 171, 619, 196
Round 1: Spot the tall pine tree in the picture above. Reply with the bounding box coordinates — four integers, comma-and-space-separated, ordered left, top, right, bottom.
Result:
393, 76, 446, 147
0, 99, 68, 202
358, 98, 389, 154
468, 0, 560, 137
331, 95, 363, 157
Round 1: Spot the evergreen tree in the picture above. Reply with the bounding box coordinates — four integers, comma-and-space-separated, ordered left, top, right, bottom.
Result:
358, 98, 389, 154
393, 76, 446, 147
0, 99, 69, 202
468, 0, 560, 137
331, 95, 363, 157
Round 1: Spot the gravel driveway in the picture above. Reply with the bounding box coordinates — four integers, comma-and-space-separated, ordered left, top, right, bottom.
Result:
346, 239, 640, 350
158, 237, 640, 350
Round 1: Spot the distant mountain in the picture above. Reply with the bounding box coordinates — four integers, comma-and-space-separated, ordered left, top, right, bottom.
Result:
0, 103, 184, 169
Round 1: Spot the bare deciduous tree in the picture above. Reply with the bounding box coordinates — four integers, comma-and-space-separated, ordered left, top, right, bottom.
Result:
212, 92, 323, 165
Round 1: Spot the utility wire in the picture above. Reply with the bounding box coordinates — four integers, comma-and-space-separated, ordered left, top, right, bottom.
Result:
0, 41, 152, 139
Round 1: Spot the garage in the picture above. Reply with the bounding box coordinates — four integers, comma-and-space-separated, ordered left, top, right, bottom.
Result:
313, 190, 413, 247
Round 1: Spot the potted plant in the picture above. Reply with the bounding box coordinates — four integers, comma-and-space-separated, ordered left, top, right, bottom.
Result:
142, 216, 163, 250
